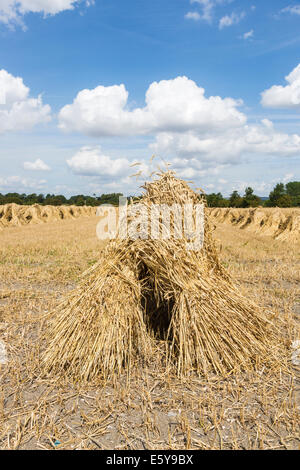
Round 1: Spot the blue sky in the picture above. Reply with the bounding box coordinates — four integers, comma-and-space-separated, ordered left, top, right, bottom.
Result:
0, 0, 300, 197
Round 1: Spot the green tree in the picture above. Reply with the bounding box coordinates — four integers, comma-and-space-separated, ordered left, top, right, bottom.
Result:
286, 181, 300, 206
286, 181, 300, 197
267, 183, 292, 207
97, 193, 123, 206
206, 193, 228, 207
24, 193, 38, 205
241, 187, 262, 208
68, 195, 86, 206
229, 190, 243, 208
2, 193, 23, 204
44, 195, 67, 206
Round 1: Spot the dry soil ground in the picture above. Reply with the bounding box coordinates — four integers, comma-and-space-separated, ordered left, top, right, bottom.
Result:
0, 214, 299, 450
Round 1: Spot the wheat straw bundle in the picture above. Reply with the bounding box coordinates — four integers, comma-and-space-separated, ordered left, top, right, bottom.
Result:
209, 207, 300, 242
0, 203, 22, 229
0, 203, 98, 230
43, 171, 283, 381
43, 244, 154, 381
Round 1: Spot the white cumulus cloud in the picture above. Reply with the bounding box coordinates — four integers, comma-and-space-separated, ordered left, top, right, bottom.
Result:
0, 175, 47, 190
66, 147, 135, 177
185, 11, 201, 21
150, 120, 300, 165
219, 11, 245, 29
0, 69, 51, 134
243, 29, 254, 39
261, 64, 300, 108
0, 1, 88, 28
66, 146, 219, 183
23, 158, 51, 171
60, 76, 300, 176
189, 0, 232, 24
58, 76, 246, 137
280, 5, 300, 16
190, 0, 215, 23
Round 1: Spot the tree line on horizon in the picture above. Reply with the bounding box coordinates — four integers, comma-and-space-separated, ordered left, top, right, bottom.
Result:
205, 181, 300, 208
0, 182, 299, 208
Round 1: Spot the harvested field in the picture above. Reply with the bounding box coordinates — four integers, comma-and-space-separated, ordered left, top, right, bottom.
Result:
0, 176, 299, 450
0, 204, 97, 231
1, 204, 299, 244
208, 207, 300, 242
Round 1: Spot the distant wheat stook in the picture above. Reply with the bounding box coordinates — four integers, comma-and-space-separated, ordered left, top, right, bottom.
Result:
209, 207, 300, 242
43, 171, 284, 382
0, 203, 97, 230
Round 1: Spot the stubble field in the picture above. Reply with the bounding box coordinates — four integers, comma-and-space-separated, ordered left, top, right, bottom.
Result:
0, 211, 299, 450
